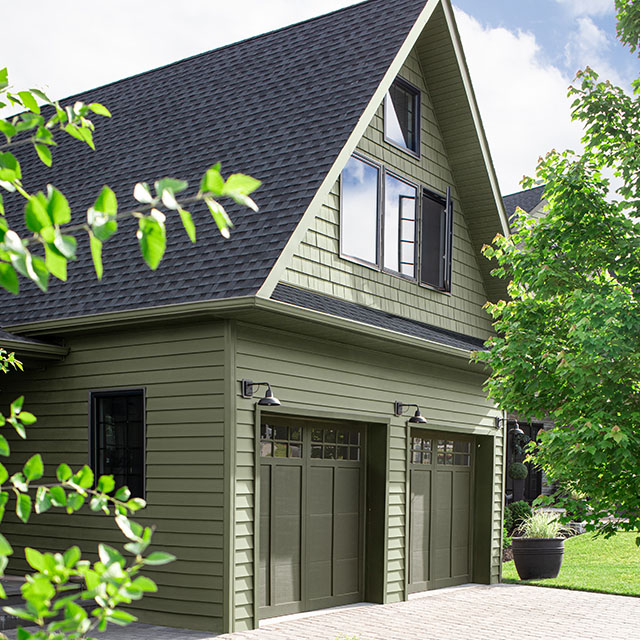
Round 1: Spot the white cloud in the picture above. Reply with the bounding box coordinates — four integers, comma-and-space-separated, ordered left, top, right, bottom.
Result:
564, 17, 623, 84
555, 0, 614, 17
454, 8, 584, 194
4, 1, 357, 102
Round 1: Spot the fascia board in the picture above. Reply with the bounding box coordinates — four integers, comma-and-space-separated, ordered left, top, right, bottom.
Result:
0, 340, 68, 359
3, 295, 257, 336
256, 0, 441, 299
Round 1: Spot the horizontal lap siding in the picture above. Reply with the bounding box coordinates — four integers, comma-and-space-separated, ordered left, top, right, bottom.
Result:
283, 49, 493, 340
233, 323, 500, 627
0, 322, 226, 633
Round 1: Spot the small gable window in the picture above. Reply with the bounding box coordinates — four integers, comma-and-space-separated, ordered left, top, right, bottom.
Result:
384, 78, 420, 155
384, 173, 417, 277
91, 389, 145, 498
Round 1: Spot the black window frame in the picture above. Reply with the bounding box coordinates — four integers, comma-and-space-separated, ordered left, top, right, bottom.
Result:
89, 388, 146, 500
420, 186, 453, 293
340, 154, 419, 282
340, 153, 454, 294
383, 76, 421, 158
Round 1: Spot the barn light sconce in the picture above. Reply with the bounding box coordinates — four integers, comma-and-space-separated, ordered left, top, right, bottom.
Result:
394, 401, 427, 424
241, 379, 281, 406
510, 421, 525, 437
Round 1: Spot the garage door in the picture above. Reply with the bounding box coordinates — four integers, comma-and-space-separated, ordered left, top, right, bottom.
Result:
259, 417, 364, 618
409, 430, 474, 593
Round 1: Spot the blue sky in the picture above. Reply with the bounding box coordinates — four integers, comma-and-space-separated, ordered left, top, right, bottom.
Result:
4, 0, 638, 194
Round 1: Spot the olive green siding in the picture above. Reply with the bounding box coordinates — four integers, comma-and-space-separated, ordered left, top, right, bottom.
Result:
282, 49, 493, 340
0, 322, 227, 633
232, 322, 502, 630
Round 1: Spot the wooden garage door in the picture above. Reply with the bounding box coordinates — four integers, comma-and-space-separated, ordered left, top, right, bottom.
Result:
409, 430, 474, 593
259, 417, 364, 619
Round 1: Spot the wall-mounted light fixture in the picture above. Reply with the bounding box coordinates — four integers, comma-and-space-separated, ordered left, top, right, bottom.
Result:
394, 401, 427, 424
241, 379, 281, 406
495, 416, 524, 435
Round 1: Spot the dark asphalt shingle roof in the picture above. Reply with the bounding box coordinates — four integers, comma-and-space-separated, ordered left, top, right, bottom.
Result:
272, 284, 487, 352
1, 0, 428, 327
502, 185, 546, 223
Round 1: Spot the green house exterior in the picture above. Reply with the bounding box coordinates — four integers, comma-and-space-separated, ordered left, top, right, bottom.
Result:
0, 0, 510, 634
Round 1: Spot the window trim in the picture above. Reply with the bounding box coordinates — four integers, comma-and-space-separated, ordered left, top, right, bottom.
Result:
383, 76, 421, 159
89, 387, 147, 500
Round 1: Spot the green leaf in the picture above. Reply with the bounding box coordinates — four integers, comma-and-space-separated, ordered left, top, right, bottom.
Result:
63, 546, 81, 568
23, 454, 43, 482
154, 177, 188, 197
107, 609, 137, 625
89, 232, 103, 280
0, 191, 3, 214
0, 120, 17, 139
0, 533, 12, 557
98, 544, 124, 567
10, 396, 24, 414
114, 486, 130, 501
0, 263, 18, 295
18, 411, 36, 426
45, 243, 67, 281
24, 194, 51, 233
0, 68, 8, 91
178, 209, 196, 243
46, 185, 71, 224
56, 463, 72, 482
66, 492, 84, 513
35, 486, 51, 514
73, 465, 94, 489
34, 144, 52, 167
222, 173, 261, 196
137, 214, 166, 270
126, 497, 146, 511
93, 185, 117, 215
205, 198, 232, 239
0, 152, 21, 181
0, 465, 8, 486
18, 91, 40, 114
88, 103, 111, 117
53, 233, 77, 260
30, 88, 52, 103
115, 515, 143, 541
27, 254, 49, 292
143, 551, 176, 566
96, 475, 115, 493
25, 547, 45, 572
16, 493, 32, 523
0, 436, 9, 458
132, 576, 157, 592
200, 165, 224, 195
49, 486, 66, 507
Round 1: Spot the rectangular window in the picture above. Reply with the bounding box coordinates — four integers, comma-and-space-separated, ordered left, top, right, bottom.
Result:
384, 78, 420, 155
91, 390, 145, 498
384, 173, 417, 277
340, 155, 379, 265
421, 187, 453, 291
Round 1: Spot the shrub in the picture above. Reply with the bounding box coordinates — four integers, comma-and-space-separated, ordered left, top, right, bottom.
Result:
503, 526, 512, 549
509, 500, 532, 531
504, 505, 514, 532
509, 461, 529, 479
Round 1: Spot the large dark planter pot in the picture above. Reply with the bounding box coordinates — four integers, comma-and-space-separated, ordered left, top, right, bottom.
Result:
511, 537, 564, 580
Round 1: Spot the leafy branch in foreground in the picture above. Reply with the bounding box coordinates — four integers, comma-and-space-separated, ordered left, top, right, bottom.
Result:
0, 386, 175, 639
0, 66, 261, 293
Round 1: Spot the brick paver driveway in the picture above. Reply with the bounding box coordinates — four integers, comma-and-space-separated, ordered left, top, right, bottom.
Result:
13, 584, 640, 639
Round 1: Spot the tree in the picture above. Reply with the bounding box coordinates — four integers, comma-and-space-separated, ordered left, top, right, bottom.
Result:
474, 0, 640, 538
0, 68, 260, 638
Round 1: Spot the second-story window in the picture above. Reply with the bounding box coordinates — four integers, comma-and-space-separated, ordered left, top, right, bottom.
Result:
340, 155, 453, 292
384, 78, 420, 155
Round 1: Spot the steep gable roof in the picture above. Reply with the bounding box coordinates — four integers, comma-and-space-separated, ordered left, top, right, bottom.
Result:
503, 185, 546, 223
1, 0, 428, 327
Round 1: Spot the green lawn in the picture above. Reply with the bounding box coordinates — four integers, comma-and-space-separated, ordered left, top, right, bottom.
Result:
502, 531, 640, 596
